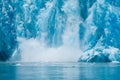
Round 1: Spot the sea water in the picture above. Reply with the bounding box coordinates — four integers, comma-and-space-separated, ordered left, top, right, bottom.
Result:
0, 62, 120, 80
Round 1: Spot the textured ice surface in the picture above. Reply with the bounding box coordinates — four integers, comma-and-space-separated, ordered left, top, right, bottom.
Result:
0, 0, 17, 61
79, 0, 120, 62
79, 47, 120, 62
0, 0, 120, 62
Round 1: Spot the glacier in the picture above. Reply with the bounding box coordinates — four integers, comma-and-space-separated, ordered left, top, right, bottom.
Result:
0, 0, 120, 62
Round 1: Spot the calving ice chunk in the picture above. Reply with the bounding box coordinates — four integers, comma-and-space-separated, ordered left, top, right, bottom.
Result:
0, 0, 120, 62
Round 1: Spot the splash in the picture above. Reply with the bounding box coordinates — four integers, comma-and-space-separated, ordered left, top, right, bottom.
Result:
18, 38, 81, 62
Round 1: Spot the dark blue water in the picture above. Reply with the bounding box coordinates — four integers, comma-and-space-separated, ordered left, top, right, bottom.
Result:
0, 62, 120, 80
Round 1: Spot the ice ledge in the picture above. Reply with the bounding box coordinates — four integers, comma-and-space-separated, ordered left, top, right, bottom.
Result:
78, 47, 120, 62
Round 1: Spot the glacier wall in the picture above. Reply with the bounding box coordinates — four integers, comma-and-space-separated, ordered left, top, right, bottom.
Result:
0, 0, 120, 62
0, 0, 17, 61
79, 0, 120, 62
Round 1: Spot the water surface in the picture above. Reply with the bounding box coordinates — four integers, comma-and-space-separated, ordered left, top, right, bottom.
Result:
0, 62, 120, 80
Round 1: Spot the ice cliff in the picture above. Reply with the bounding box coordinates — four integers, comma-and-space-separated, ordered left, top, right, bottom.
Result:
0, 0, 120, 62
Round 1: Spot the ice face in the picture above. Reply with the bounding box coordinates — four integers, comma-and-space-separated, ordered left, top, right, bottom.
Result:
79, 0, 120, 62
0, 0, 120, 62
0, 0, 17, 61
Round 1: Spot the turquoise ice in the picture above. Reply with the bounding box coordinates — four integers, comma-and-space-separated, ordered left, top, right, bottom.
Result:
0, 0, 120, 62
